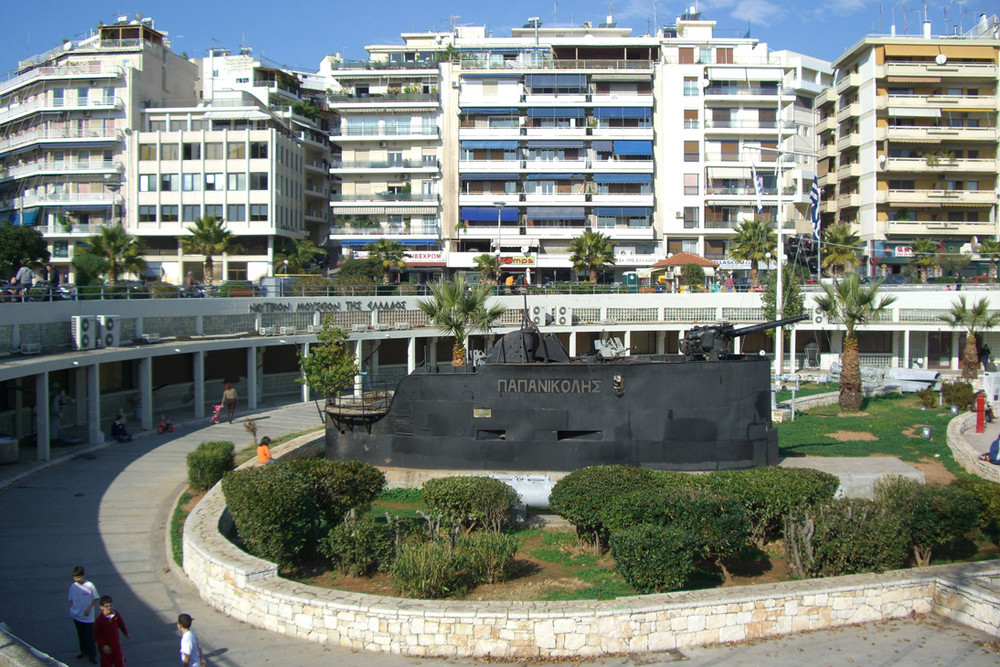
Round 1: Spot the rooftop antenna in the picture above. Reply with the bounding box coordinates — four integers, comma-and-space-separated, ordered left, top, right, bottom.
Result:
553, 0, 557, 28
899, 3, 909, 33
942, 6, 949, 33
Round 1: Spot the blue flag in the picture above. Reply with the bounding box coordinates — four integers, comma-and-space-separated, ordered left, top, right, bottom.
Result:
751, 163, 764, 214
810, 176, 821, 240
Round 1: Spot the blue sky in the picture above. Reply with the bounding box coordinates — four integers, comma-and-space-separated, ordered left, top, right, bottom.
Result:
0, 1, 990, 75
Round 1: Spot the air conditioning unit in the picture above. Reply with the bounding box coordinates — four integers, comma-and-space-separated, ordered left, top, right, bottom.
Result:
96, 315, 120, 348
71, 316, 97, 350
530, 304, 544, 325
352, 324, 367, 332
551, 306, 573, 326
19, 343, 41, 355
306, 324, 321, 334
258, 326, 275, 336
375, 323, 390, 331
278, 326, 297, 335
394, 322, 410, 330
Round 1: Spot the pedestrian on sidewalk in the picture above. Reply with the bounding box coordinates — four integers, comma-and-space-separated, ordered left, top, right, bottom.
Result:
93, 595, 129, 667
68, 565, 99, 664
221, 383, 238, 424
177, 614, 206, 667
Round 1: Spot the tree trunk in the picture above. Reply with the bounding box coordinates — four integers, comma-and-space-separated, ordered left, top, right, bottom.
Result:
451, 342, 466, 366
963, 334, 979, 380
749, 264, 759, 287
590, 268, 598, 283
204, 258, 215, 292
839, 335, 863, 412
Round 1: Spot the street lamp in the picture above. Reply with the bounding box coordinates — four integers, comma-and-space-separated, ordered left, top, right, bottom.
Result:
104, 173, 123, 226
493, 201, 505, 257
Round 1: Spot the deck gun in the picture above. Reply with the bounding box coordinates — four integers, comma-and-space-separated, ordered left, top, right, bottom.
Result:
680, 314, 809, 361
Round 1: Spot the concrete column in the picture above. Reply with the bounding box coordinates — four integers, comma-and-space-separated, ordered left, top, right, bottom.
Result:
656, 331, 665, 355
789, 328, 797, 372
568, 332, 577, 357
733, 334, 741, 355
354, 339, 364, 398
952, 334, 961, 371
35, 373, 50, 462
87, 364, 101, 445
138, 356, 153, 431
247, 346, 259, 410
407, 337, 416, 375
134, 317, 144, 338
428, 337, 437, 368
903, 330, 911, 369
193, 351, 205, 418
195, 314, 204, 336
73, 367, 87, 425
371, 341, 381, 384
890, 331, 900, 368
301, 343, 311, 402
623, 330, 632, 356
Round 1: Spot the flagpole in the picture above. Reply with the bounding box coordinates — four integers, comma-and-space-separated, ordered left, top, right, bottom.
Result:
775, 79, 784, 377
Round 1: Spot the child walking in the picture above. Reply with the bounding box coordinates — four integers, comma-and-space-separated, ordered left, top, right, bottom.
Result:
93, 595, 129, 667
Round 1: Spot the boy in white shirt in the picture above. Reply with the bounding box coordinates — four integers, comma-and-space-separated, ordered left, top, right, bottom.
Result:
176, 613, 206, 666
68, 565, 99, 664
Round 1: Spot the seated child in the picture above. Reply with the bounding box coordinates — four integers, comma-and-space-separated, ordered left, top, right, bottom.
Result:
257, 436, 273, 464
979, 437, 1000, 465
110, 413, 132, 443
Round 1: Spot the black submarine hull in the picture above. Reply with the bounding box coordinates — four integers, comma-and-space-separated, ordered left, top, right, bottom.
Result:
325, 355, 778, 472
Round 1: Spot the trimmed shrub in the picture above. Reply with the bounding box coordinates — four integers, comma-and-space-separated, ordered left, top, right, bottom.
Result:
186, 441, 235, 492
286, 458, 386, 527
320, 514, 396, 577
875, 477, 981, 566
915, 387, 938, 409
391, 540, 468, 599
784, 499, 909, 578
549, 465, 661, 551
459, 531, 519, 584
705, 467, 840, 548
951, 478, 1000, 537
421, 476, 519, 534
610, 524, 696, 593
941, 380, 974, 411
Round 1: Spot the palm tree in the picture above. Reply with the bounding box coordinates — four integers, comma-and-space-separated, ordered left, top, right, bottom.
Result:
911, 238, 939, 283
78, 225, 146, 285
820, 224, 861, 277
473, 253, 501, 285
977, 238, 1000, 281
364, 239, 407, 284
180, 216, 238, 291
729, 218, 776, 287
938, 297, 1000, 380
813, 274, 896, 412
569, 230, 615, 283
417, 275, 506, 366
275, 238, 327, 274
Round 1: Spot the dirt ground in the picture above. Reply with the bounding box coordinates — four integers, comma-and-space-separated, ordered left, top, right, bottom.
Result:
825, 430, 878, 442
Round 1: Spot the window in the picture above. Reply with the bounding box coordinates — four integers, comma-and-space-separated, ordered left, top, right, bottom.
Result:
169, 119, 187, 131
182, 143, 201, 160
227, 204, 246, 221
684, 174, 699, 195
160, 144, 179, 160
683, 77, 699, 96
182, 205, 201, 222
147, 120, 166, 131
160, 174, 179, 191
160, 205, 179, 222
678, 48, 694, 64
204, 173, 222, 191
180, 174, 200, 191
716, 48, 734, 64
138, 144, 156, 161
227, 173, 246, 190
138, 206, 156, 222
249, 142, 268, 159
204, 204, 224, 219
699, 48, 712, 64
249, 172, 268, 190
683, 109, 699, 129
205, 143, 223, 159
53, 241, 69, 258
138, 174, 157, 192
683, 207, 700, 229
227, 143, 246, 159
684, 141, 699, 162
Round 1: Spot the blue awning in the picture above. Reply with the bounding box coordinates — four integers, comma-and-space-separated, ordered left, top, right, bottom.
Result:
526, 140, 585, 149
526, 173, 582, 180
461, 140, 519, 150
594, 107, 652, 119
9, 208, 40, 226
462, 107, 519, 114
461, 206, 518, 222
594, 173, 652, 184
526, 207, 585, 220
592, 140, 613, 151
525, 73, 587, 89
595, 207, 651, 216
461, 173, 518, 180
613, 140, 652, 156
526, 107, 585, 118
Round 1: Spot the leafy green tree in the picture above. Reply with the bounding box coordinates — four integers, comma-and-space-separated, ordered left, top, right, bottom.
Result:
820, 224, 861, 277
331, 257, 381, 286
180, 216, 238, 290
911, 238, 939, 283
75, 225, 145, 285
938, 297, 1000, 380
936, 249, 971, 280
0, 223, 50, 280
275, 238, 327, 274
473, 253, 501, 285
761, 264, 806, 339
364, 239, 407, 284
679, 263, 705, 288
569, 230, 616, 283
976, 238, 1000, 280
417, 275, 505, 366
298, 318, 357, 400
729, 218, 775, 287
813, 274, 896, 412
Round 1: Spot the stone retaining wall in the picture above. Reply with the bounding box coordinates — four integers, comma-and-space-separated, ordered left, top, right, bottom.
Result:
947, 412, 1000, 483
183, 431, 1000, 658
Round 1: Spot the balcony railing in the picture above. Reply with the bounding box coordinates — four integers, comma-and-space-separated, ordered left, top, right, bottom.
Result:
1, 63, 121, 95
330, 193, 439, 203
332, 127, 440, 137
327, 93, 439, 104
330, 159, 438, 170
330, 225, 441, 236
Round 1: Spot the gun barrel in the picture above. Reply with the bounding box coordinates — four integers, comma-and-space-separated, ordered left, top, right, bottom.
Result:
730, 314, 809, 338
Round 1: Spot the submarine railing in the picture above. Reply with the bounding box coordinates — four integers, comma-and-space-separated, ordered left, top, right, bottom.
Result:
327, 380, 398, 424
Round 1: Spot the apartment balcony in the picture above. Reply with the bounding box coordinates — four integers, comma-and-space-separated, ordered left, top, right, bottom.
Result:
835, 72, 861, 94
877, 125, 999, 143
458, 160, 521, 173
330, 159, 439, 173
837, 193, 861, 209
819, 143, 838, 159
253, 80, 301, 103
589, 126, 654, 140
0, 63, 122, 96
702, 120, 786, 135
0, 96, 124, 125
590, 93, 654, 107
0, 159, 121, 182
594, 225, 655, 241
876, 189, 998, 206
0, 128, 123, 155
458, 126, 522, 141
836, 132, 862, 152
835, 102, 861, 123
305, 159, 328, 174
836, 162, 861, 180
522, 127, 588, 139
703, 85, 791, 101
14, 192, 116, 208
588, 159, 654, 173
330, 127, 440, 143
330, 193, 439, 205
460, 58, 653, 72
880, 61, 997, 79
815, 116, 837, 134
522, 159, 589, 172
523, 93, 589, 105
330, 224, 441, 238
326, 93, 439, 109
296, 130, 330, 149
820, 199, 837, 214
817, 172, 836, 188
884, 157, 999, 173
705, 186, 778, 201
885, 219, 997, 237
879, 93, 998, 112
589, 193, 654, 207
304, 184, 329, 198
304, 209, 329, 224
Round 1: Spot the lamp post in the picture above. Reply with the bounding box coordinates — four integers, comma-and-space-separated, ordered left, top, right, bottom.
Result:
104, 173, 123, 227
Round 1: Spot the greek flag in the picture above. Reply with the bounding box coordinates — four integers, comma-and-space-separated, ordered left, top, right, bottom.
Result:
810, 176, 821, 240
751, 163, 764, 214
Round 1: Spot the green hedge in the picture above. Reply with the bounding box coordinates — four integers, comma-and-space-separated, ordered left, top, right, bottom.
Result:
941, 380, 974, 411
459, 532, 519, 584
286, 458, 385, 527
391, 540, 469, 599
186, 441, 235, 491
952, 478, 1000, 536
610, 524, 696, 594
421, 476, 519, 533
320, 514, 395, 577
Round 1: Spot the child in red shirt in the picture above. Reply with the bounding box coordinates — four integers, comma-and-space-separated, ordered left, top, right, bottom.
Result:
93, 595, 129, 667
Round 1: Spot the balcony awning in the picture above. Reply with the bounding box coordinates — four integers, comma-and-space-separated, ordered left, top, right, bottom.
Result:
526, 140, 585, 149
613, 140, 652, 156
460, 173, 518, 180
592, 140, 613, 151
9, 208, 40, 226
462, 107, 519, 114
593, 107, 652, 119
526, 206, 586, 220
888, 107, 940, 117
595, 207, 651, 216
526, 107, 585, 118
887, 76, 941, 83
461, 206, 518, 222
461, 140, 519, 149
525, 73, 587, 89
461, 73, 521, 79
340, 238, 438, 246
526, 173, 582, 179
334, 205, 434, 215
594, 173, 651, 184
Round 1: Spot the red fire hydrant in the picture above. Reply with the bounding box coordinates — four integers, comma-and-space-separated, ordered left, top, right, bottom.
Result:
976, 392, 986, 433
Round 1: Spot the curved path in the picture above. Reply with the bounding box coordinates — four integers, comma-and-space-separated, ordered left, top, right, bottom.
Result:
0, 402, 996, 666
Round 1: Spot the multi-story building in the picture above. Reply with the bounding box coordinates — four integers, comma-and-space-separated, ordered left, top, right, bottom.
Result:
822, 15, 999, 275
0, 16, 199, 280
320, 12, 831, 282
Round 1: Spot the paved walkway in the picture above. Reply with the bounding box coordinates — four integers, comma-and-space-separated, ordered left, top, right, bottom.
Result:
0, 402, 997, 666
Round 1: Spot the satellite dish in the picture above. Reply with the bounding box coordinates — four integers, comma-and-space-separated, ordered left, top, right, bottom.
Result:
935, 53, 947, 65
